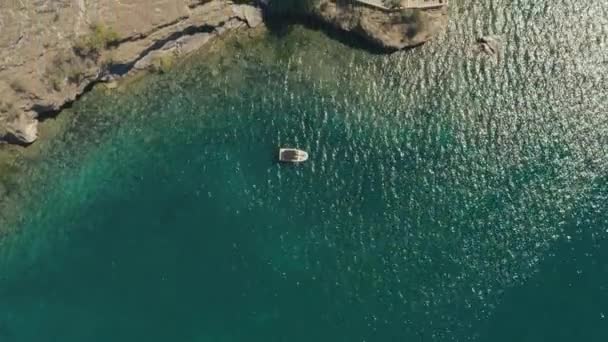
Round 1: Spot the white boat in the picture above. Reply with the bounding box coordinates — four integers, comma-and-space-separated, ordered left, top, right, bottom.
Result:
278, 148, 309, 163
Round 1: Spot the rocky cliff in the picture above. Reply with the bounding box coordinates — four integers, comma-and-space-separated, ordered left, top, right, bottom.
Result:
0, 0, 263, 145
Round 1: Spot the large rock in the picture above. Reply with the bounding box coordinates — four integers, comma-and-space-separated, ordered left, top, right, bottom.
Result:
233, 5, 264, 28
4, 112, 38, 145
312, 1, 448, 50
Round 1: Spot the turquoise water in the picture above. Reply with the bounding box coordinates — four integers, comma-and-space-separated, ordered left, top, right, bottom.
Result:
1, 0, 608, 341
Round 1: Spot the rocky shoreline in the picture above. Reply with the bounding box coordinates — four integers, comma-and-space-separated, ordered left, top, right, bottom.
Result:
0, 0, 263, 145
0, 0, 448, 146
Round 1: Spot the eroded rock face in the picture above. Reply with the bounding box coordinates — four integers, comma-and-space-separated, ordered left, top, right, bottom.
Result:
0, 0, 263, 145
312, 0, 448, 50
4, 112, 38, 145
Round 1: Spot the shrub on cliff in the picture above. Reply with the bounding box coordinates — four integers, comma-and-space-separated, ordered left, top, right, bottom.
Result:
149, 53, 177, 74
46, 51, 94, 91
395, 9, 424, 38
74, 23, 121, 59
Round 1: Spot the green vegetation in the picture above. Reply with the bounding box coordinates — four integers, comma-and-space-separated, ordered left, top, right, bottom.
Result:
73, 23, 121, 58
395, 8, 424, 37
150, 53, 177, 74
159, 54, 175, 73
46, 50, 95, 91
100, 52, 116, 71
47, 23, 119, 91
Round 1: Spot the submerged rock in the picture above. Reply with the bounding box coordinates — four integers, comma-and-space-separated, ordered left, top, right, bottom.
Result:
477, 35, 503, 59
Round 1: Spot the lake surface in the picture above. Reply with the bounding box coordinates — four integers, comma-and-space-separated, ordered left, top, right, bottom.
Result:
1, 0, 608, 341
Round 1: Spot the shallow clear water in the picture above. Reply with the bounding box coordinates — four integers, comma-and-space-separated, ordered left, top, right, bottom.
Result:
1, 0, 608, 341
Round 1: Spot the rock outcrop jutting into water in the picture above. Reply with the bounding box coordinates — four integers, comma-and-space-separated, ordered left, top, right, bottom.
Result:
261, 0, 448, 50
0, 0, 263, 145
311, 0, 448, 50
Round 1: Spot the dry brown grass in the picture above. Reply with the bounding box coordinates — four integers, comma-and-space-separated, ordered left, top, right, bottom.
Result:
73, 23, 121, 59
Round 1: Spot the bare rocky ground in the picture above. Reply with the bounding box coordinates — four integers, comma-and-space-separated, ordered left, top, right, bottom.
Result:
0, 0, 263, 145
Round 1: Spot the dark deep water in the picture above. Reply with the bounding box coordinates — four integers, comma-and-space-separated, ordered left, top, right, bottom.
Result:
1, 1, 608, 341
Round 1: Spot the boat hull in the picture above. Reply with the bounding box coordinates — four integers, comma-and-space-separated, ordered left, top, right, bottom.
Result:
278, 148, 309, 163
